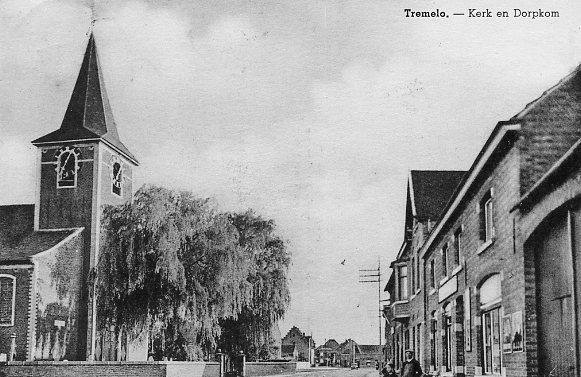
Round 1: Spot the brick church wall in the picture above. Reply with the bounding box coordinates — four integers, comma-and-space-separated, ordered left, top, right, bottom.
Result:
32, 230, 84, 361
0, 266, 32, 361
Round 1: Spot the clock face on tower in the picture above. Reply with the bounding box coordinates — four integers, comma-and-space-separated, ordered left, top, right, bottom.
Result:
55, 147, 80, 188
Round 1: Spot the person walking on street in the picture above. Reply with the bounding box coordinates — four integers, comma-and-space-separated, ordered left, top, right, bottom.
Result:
401, 350, 422, 377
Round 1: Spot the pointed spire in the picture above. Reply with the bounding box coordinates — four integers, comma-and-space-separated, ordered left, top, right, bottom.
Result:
33, 34, 138, 165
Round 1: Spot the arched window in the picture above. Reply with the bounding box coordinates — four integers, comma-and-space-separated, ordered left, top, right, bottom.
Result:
480, 274, 501, 309
0, 275, 16, 326
112, 161, 122, 196
479, 274, 502, 375
56, 147, 80, 188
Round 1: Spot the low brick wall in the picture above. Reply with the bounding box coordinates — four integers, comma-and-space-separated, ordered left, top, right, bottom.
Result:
0, 361, 220, 377
295, 361, 310, 370
246, 361, 297, 376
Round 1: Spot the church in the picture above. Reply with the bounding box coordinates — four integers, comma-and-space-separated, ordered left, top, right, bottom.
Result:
0, 34, 140, 361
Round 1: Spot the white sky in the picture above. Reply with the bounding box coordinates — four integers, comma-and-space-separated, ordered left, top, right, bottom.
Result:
1, 0, 581, 346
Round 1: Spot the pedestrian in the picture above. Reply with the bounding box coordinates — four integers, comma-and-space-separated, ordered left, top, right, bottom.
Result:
381, 361, 398, 377
401, 350, 422, 377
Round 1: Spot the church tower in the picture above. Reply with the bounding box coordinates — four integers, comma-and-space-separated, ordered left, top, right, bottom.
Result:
31, 34, 138, 359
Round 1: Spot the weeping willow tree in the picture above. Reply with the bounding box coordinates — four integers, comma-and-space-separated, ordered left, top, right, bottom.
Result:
95, 185, 289, 360
218, 212, 291, 360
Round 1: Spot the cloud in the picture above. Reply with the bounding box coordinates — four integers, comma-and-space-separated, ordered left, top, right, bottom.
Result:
2, 0, 581, 344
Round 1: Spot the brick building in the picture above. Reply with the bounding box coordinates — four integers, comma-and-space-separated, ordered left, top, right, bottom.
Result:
315, 339, 340, 366
384, 65, 581, 377
281, 326, 314, 362
384, 171, 465, 371
0, 34, 140, 361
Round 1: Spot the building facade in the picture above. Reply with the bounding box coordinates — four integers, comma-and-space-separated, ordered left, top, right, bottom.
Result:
281, 326, 314, 362
0, 34, 139, 361
384, 65, 581, 377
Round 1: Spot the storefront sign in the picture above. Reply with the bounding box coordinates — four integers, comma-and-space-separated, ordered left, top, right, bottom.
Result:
438, 275, 457, 302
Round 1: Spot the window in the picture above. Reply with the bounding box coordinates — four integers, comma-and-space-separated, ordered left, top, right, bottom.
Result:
56, 147, 80, 188
430, 311, 438, 370
453, 227, 462, 266
480, 274, 502, 374
398, 266, 408, 300
0, 275, 15, 326
479, 190, 495, 242
411, 257, 419, 293
442, 244, 449, 277
412, 326, 416, 356
416, 323, 422, 364
112, 161, 123, 196
430, 259, 436, 289
411, 257, 415, 292
443, 304, 453, 372
415, 258, 420, 292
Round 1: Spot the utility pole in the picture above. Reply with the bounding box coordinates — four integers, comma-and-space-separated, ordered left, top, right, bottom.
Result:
359, 258, 382, 347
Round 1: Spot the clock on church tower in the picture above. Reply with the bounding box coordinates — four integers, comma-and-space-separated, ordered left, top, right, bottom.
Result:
55, 147, 80, 188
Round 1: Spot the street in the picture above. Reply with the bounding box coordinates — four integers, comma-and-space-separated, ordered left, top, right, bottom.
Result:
287, 368, 379, 377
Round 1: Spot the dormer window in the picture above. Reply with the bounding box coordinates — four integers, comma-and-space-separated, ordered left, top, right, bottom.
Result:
56, 147, 80, 188
112, 160, 123, 196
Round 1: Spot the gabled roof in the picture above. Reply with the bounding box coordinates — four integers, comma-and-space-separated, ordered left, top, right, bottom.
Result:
408, 170, 466, 220
338, 339, 361, 354
0, 205, 81, 262
0, 205, 34, 247
0, 230, 79, 262
511, 64, 581, 121
32, 34, 138, 165
515, 135, 581, 209
419, 122, 521, 260
317, 339, 340, 350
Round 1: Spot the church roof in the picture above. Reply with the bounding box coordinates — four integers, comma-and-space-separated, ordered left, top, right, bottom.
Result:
0, 205, 80, 262
0, 205, 34, 247
0, 230, 79, 263
32, 34, 138, 165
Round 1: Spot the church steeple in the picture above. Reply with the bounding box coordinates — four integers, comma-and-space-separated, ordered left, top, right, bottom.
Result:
32, 34, 138, 165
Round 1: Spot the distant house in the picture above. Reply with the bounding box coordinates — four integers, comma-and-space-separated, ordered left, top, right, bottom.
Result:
337, 339, 359, 367
315, 339, 340, 366
281, 326, 314, 362
358, 345, 383, 368
281, 344, 298, 360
